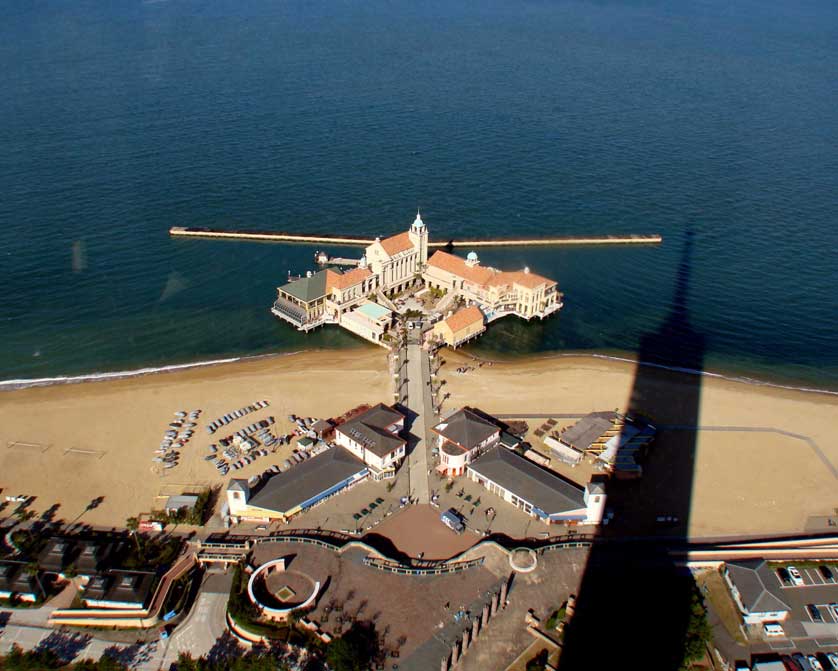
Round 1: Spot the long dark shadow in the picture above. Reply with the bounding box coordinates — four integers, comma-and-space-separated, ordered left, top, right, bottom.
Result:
560, 230, 706, 669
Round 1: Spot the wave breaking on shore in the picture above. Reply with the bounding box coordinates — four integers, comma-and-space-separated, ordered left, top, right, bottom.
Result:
0, 351, 307, 391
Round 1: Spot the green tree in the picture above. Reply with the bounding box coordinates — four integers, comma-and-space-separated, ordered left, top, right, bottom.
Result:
3, 643, 62, 670
680, 586, 711, 669
326, 622, 379, 671
124, 516, 141, 553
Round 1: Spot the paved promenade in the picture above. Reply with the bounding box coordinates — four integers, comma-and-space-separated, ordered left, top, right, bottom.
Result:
405, 337, 434, 504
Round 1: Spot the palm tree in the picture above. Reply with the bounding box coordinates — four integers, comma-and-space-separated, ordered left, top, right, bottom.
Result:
125, 516, 141, 552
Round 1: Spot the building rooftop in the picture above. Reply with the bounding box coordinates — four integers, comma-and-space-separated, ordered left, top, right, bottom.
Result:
726, 559, 791, 614
337, 403, 406, 459
0, 561, 40, 597
427, 250, 555, 291
279, 270, 330, 303
559, 411, 620, 451
248, 448, 367, 515
433, 407, 500, 451
355, 301, 392, 321
109, 571, 154, 606
441, 305, 485, 333
326, 267, 372, 291
379, 231, 414, 257
38, 537, 77, 573
165, 495, 199, 511
468, 447, 586, 515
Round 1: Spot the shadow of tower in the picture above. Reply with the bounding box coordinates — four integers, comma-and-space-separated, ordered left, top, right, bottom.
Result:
559, 230, 707, 669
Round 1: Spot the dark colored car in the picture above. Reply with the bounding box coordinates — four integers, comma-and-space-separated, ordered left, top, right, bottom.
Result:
819, 565, 835, 582
777, 567, 792, 585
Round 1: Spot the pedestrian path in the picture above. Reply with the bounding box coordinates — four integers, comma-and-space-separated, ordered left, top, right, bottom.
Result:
406, 341, 432, 504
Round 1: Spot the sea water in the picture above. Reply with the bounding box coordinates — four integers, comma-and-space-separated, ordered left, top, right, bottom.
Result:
1, 0, 836, 389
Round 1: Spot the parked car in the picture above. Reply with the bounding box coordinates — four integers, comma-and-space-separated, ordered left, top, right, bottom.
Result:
826, 653, 838, 670
788, 566, 805, 586
820, 565, 835, 582
808, 604, 824, 622
777, 568, 793, 585
809, 656, 824, 671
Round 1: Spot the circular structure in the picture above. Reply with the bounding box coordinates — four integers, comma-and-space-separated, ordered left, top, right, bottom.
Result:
247, 558, 321, 621
509, 547, 538, 573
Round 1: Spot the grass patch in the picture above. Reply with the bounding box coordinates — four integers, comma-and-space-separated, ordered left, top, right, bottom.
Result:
694, 569, 747, 645
545, 606, 567, 631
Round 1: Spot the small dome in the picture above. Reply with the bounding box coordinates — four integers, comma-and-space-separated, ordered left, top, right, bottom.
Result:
467, 251, 478, 261
412, 209, 424, 229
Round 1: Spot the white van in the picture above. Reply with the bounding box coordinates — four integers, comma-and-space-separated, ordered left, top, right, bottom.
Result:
763, 622, 785, 637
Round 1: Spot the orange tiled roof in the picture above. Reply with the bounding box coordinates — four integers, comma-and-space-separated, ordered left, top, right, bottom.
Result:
427, 251, 495, 286
326, 267, 372, 291
442, 305, 485, 334
427, 250, 554, 290
488, 270, 554, 290
379, 231, 415, 256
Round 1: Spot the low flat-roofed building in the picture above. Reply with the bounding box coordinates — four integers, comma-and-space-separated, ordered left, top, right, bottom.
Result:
433, 407, 501, 476
226, 448, 368, 523
38, 537, 78, 577
723, 560, 791, 625
164, 495, 199, 515
74, 540, 117, 578
467, 447, 606, 525
0, 561, 42, 603
335, 403, 406, 477
339, 301, 393, 345
432, 305, 486, 348
82, 570, 155, 610
552, 411, 655, 478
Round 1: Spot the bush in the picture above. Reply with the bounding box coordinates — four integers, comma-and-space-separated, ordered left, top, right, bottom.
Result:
1, 644, 62, 670
680, 586, 711, 669
326, 622, 380, 671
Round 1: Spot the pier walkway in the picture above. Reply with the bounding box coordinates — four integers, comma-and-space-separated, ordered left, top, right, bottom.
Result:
169, 226, 661, 248
404, 337, 433, 505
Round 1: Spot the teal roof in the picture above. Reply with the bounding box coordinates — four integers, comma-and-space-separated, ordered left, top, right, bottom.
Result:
356, 302, 391, 321
279, 270, 331, 303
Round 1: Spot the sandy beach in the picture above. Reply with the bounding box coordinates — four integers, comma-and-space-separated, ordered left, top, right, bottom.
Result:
440, 351, 838, 538
0, 349, 391, 528
2, 347, 837, 538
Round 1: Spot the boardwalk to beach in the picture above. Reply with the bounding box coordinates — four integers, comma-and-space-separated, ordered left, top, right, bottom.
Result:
404, 337, 433, 504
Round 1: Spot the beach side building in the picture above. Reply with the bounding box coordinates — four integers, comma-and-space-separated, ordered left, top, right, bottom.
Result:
334, 403, 406, 479
0, 561, 43, 603
273, 266, 377, 332
432, 305, 486, 348
339, 301, 393, 345
364, 211, 428, 294
226, 449, 368, 523
723, 560, 791, 625
433, 407, 502, 477
548, 411, 656, 478
422, 250, 562, 322
467, 448, 607, 526
81, 570, 155, 610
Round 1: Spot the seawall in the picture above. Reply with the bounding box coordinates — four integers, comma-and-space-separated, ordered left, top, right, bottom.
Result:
168, 226, 662, 247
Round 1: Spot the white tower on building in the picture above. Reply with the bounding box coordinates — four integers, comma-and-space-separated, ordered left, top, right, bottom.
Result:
409, 209, 429, 266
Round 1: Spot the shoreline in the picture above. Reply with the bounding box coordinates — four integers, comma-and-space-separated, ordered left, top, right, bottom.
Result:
2, 347, 837, 398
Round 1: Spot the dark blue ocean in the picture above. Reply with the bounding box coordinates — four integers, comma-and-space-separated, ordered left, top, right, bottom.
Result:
1, 0, 837, 389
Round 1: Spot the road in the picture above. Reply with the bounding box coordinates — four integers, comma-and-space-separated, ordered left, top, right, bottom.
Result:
160, 571, 233, 668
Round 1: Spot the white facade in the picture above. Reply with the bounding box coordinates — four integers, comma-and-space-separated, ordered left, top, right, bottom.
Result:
364, 212, 428, 293
583, 483, 607, 525
723, 568, 790, 625
335, 431, 406, 471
